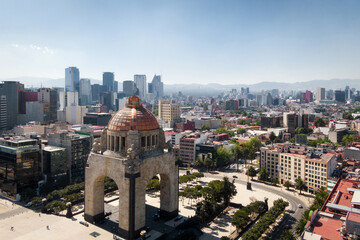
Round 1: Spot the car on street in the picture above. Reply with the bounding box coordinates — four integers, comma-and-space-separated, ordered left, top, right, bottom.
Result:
298, 204, 303, 208
233, 175, 238, 178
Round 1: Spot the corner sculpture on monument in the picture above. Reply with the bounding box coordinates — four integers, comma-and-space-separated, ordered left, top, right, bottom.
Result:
84, 96, 179, 240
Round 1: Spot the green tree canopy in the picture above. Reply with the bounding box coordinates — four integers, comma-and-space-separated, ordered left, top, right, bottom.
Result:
201, 124, 211, 131
247, 166, 257, 180
283, 180, 291, 190
259, 168, 269, 181
342, 134, 360, 147
237, 128, 246, 134
314, 117, 326, 127
295, 178, 307, 195
214, 147, 232, 166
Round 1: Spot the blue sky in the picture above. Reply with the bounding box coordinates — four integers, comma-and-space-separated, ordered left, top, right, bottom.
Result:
0, 0, 360, 84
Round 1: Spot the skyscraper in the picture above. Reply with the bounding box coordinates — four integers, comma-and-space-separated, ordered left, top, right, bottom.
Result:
316, 88, 325, 101
123, 80, 138, 97
103, 72, 114, 92
65, 67, 80, 92
334, 90, 346, 103
113, 81, 119, 93
0, 81, 24, 129
91, 84, 101, 103
79, 78, 92, 106
150, 75, 163, 99
134, 75, 147, 100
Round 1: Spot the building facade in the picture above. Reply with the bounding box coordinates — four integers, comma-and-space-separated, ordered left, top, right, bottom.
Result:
65, 67, 80, 92
0, 137, 41, 198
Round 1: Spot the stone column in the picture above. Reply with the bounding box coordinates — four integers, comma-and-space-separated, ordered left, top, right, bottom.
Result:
84, 174, 105, 223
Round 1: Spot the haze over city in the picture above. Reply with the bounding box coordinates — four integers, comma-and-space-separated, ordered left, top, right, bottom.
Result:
1, 0, 360, 85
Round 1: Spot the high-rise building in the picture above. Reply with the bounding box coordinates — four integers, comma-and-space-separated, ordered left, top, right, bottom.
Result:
0, 81, 24, 129
48, 131, 92, 182
123, 80, 138, 97
91, 84, 101, 103
158, 100, 181, 127
103, 72, 114, 92
79, 78, 92, 106
149, 75, 163, 99
65, 67, 80, 92
38, 88, 58, 123
0, 95, 7, 130
300, 91, 313, 103
334, 90, 346, 103
316, 88, 325, 101
113, 81, 119, 93
134, 75, 147, 100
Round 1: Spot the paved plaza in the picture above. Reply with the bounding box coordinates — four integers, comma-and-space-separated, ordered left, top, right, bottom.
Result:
0, 170, 309, 240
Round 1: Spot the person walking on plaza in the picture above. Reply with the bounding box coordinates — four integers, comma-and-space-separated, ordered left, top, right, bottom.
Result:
46, 225, 50, 230
10, 226, 14, 231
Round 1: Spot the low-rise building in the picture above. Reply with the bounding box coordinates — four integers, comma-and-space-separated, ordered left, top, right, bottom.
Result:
302, 178, 360, 240
83, 113, 112, 126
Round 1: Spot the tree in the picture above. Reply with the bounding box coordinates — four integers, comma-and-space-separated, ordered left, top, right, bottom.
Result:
259, 168, 269, 181
204, 157, 213, 171
314, 117, 326, 127
280, 230, 296, 240
194, 157, 203, 168
221, 177, 237, 206
233, 143, 242, 171
295, 178, 307, 195
237, 128, 246, 134
146, 179, 160, 191
201, 124, 211, 131
342, 134, 360, 147
269, 132, 276, 143
231, 208, 250, 229
272, 178, 279, 186
247, 166, 257, 180
295, 127, 313, 135
283, 180, 291, 190
214, 147, 232, 167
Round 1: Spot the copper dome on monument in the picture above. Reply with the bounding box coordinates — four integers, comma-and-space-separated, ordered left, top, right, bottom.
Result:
107, 96, 159, 132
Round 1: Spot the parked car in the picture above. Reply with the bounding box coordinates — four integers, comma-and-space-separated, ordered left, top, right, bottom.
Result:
25, 202, 32, 207
79, 221, 89, 227
233, 175, 238, 178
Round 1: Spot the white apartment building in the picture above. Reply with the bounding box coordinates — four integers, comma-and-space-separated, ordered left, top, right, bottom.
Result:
260, 145, 337, 192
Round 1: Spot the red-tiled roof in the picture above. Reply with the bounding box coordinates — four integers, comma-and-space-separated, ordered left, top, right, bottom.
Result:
312, 216, 343, 240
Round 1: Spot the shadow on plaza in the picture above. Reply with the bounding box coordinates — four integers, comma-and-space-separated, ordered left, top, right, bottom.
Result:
91, 204, 202, 239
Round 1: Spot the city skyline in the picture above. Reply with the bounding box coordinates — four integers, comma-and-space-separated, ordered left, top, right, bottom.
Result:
1, 1, 360, 84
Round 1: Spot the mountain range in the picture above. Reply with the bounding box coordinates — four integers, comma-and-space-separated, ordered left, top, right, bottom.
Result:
0, 77, 358, 96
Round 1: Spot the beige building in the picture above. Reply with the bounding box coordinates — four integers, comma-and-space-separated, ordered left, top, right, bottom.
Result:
158, 100, 180, 128
316, 87, 325, 101
260, 145, 337, 192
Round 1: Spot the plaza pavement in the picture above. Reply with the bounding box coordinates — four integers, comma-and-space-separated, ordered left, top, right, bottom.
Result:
0, 168, 310, 240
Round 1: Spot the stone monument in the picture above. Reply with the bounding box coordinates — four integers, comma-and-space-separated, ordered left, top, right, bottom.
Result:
84, 96, 179, 239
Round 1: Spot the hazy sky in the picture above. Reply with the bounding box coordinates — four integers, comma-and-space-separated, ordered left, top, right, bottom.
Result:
1, 0, 360, 85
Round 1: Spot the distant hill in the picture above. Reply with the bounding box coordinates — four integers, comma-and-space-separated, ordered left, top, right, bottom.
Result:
165, 79, 360, 96
0, 77, 101, 89
1, 77, 358, 96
